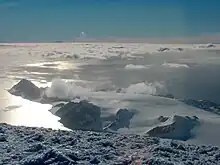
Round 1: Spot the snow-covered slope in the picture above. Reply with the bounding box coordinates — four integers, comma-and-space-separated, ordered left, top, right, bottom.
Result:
0, 123, 220, 165
7, 79, 220, 146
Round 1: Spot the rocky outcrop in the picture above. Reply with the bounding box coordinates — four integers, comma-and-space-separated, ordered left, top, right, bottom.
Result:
8, 79, 43, 100
180, 99, 220, 115
176, 48, 184, 51
157, 116, 169, 122
54, 102, 138, 132
147, 115, 199, 141
55, 100, 102, 131
104, 109, 136, 131
157, 47, 170, 52
199, 43, 216, 48
8, 79, 74, 104
157, 93, 175, 99
1, 123, 220, 165
156, 93, 220, 115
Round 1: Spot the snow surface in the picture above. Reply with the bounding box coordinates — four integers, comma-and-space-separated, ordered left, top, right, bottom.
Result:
0, 123, 220, 165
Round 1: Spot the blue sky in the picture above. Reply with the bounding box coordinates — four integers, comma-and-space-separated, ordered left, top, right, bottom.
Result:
0, 0, 220, 42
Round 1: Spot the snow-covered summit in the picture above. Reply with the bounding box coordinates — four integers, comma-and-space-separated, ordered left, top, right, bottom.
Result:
0, 123, 220, 165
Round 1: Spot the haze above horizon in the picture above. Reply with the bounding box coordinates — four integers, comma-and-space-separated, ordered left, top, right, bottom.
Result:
0, 0, 220, 42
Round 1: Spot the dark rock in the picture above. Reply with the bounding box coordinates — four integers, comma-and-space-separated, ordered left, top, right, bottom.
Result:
199, 43, 216, 48
170, 141, 186, 151
116, 88, 122, 93
158, 47, 170, 52
27, 133, 44, 142
1, 123, 220, 165
157, 94, 220, 115
65, 54, 79, 59
116, 109, 135, 120
23, 149, 77, 165
7, 80, 70, 104
157, 116, 169, 122
25, 143, 44, 152
0, 127, 5, 133
55, 100, 102, 131
99, 140, 115, 148
177, 48, 184, 51
66, 152, 80, 161
51, 136, 61, 144
90, 157, 100, 164
8, 79, 42, 100
104, 109, 136, 131
157, 93, 175, 99
181, 99, 220, 115
0, 134, 7, 142
147, 115, 199, 141
53, 103, 65, 108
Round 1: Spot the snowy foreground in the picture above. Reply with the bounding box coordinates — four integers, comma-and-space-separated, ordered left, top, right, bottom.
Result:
1, 123, 220, 165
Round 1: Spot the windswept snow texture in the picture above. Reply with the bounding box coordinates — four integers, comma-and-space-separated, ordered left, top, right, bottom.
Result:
0, 123, 220, 165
